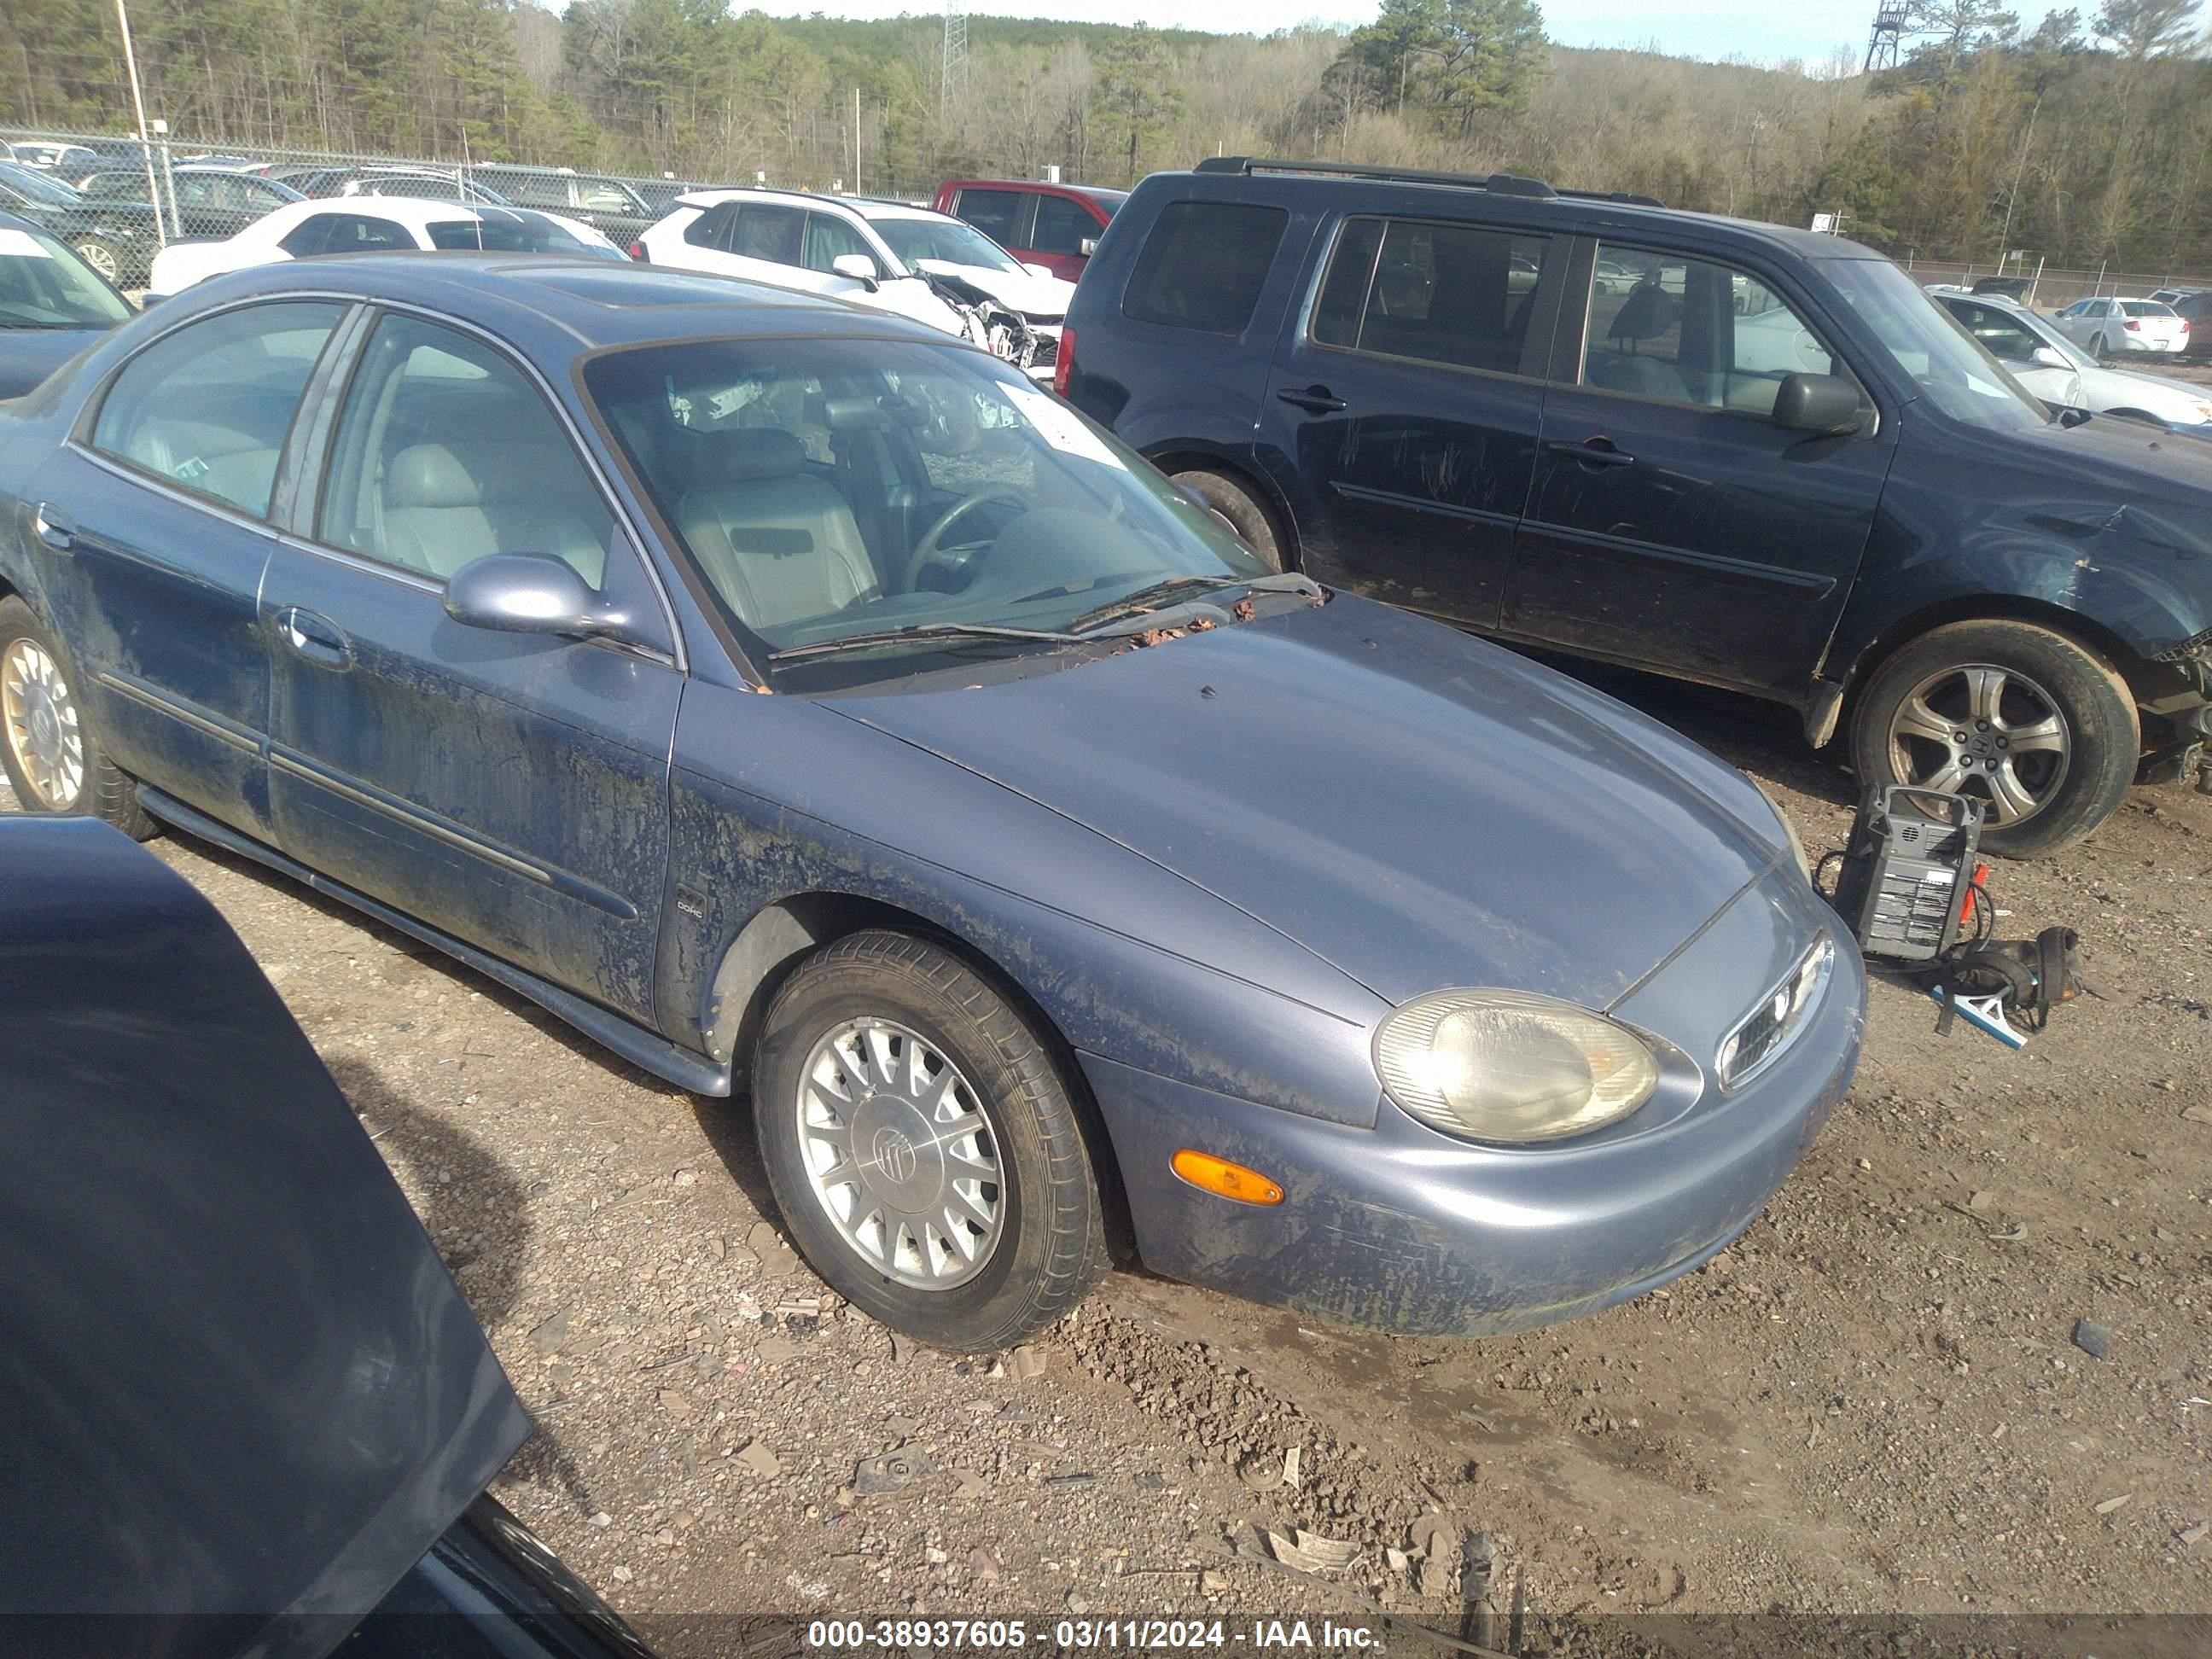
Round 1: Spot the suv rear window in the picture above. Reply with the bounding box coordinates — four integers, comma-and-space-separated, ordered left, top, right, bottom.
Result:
1122, 201, 1287, 335
1313, 217, 1549, 375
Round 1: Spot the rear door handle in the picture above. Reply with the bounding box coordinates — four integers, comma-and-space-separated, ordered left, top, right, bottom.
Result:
1545, 437, 1636, 468
32, 503, 75, 552
275, 607, 353, 667
1276, 384, 1348, 414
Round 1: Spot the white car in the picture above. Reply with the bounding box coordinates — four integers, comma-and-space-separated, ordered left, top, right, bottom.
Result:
148, 197, 623, 297
637, 189, 1075, 381
2051, 294, 2191, 358
1935, 292, 2212, 431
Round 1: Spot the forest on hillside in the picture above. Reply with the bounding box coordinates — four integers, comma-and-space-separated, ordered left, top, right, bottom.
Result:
3, 0, 2209, 272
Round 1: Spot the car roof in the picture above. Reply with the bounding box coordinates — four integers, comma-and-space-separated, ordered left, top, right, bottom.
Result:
184, 253, 975, 352
942, 178, 1127, 203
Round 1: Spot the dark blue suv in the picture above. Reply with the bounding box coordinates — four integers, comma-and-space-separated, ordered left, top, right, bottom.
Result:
1061, 158, 2212, 856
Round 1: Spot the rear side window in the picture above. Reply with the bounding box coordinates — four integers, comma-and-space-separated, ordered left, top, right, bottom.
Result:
1313, 217, 1550, 375
685, 203, 736, 252
1031, 194, 1097, 256
954, 189, 1032, 248
277, 216, 333, 258
91, 300, 344, 517
1122, 201, 1287, 335
731, 204, 804, 266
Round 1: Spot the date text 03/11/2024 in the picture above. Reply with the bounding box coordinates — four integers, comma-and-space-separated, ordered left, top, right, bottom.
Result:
804, 1619, 1386, 1650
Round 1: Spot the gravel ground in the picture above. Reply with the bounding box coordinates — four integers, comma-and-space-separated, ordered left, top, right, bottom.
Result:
5, 648, 2210, 1648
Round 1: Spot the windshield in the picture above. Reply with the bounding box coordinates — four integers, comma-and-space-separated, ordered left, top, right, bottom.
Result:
869, 216, 1023, 276
1826, 257, 2050, 432
586, 337, 1266, 669
0, 163, 85, 207
0, 224, 131, 327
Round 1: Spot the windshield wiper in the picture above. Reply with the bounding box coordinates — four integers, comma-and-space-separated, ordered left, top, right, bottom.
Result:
765, 622, 1084, 663
1068, 571, 1322, 635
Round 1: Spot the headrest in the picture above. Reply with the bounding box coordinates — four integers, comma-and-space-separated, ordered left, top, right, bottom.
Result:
387, 443, 483, 509
697, 426, 806, 481
1609, 283, 1677, 343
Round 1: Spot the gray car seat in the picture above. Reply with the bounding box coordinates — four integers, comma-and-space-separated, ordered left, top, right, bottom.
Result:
1586, 282, 1691, 401
379, 441, 608, 585
672, 428, 878, 632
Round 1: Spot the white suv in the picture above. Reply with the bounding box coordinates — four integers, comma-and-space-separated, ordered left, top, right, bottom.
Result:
636, 189, 1075, 381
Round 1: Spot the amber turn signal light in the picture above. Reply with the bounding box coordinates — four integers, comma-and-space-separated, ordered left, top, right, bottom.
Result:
1171, 1149, 1284, 1206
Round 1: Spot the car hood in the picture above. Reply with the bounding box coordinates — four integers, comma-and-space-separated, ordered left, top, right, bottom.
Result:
914, 258, 1075, 318
2032, 409, 2212, 542
0, 324, 114, 399
827, 597, 1784, 1010
2079, 361, 2212, 422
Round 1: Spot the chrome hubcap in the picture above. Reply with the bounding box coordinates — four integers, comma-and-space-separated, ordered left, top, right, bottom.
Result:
2, 637, 86, 809
795, 1018, 1004, 1289
1887, 662, 2069, 825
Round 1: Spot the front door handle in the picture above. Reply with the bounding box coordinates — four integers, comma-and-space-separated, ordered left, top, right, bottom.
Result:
1276, 384, 1348, 414
1545, 436, 1636, 469
275, 607, 353, 668
32, 503, 75, 552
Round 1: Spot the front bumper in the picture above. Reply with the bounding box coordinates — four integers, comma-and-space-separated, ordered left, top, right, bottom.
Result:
1086, 886, 1866, 1337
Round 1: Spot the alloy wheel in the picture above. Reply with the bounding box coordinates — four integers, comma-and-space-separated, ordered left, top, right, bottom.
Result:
2, 637, 88, 809
794, 1017, 1005, 1289
1885, 661, 2070, 825
73, 240, 119, 282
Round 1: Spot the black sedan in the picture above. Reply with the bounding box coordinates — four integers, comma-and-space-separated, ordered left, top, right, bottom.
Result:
0, 210, 133, 398
0, 160, 160, 288
0, 816, 655, 1657
76, 162, 305, 239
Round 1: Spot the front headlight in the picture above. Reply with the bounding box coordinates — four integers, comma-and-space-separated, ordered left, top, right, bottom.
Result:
1374, 989, 1660, 1144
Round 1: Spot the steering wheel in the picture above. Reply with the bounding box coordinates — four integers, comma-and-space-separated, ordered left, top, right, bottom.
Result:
902, 489, 1028, 592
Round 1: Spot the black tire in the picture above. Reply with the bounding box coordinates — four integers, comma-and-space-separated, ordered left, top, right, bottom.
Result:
0, 596, 157, 838
1170, 467, 1284, 570
752, 929, 1105, 1352
1848, 618, 2138, 859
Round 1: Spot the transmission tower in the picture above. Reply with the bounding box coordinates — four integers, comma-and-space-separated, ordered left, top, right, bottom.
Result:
941, 1, 969, 119
1865, 3, 1910, 72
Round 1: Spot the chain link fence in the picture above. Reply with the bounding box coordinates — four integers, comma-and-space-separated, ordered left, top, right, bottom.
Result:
1891, 258, 2209, 311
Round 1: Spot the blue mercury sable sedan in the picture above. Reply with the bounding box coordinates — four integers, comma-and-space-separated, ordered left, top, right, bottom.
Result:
0, 257, 1865, 1349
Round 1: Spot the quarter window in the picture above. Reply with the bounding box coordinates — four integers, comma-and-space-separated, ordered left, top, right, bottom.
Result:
1581, 244, 1840, 416
1313, 217, 1550, 375
90, 300, 343, 517
1122, 201, 1286, 335
316, 313, 614, 587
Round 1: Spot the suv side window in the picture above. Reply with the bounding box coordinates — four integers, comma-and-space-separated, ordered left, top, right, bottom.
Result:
1313, 217, 1551, 375
803, 212, 875, 274
1582, 244, 1839, 416
954, 189, 1033, 248
731, 204, 805, 267
1031, 195, 1096, 256
316, 312, 615, 587
1122, 201, 1287, 335
90, 300, 345, 517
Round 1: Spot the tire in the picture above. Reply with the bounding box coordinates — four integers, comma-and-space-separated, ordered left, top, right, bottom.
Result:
71, 236, 123, 287
1848, 618, 2138, 859
1170, 468, 1284, 570
0, 596, 157, 838
752, 929, 1105, 1352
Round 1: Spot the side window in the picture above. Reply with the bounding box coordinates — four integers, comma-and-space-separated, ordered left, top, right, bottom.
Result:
953, 189, 1031, 248
1121, 201, 1287, 335
684, 202, 736, 252
802, 212, 875, 275
90, 300, 344, 517
316, 313, 615, 588
1030, 195, 1096, 256
577, 179, 639, 214
322, 214, 411, 253
1948, 301, 2040, 363
1313, 217, 1550, 375
277, 216, 334, 258
1581, 244, 1840, 416
730, 204, 804, 267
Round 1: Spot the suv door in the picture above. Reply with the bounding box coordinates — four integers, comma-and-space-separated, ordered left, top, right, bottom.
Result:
259, 309, 680, 1019
1255, 214, 1563, 628
1511, 239, 1895, 696
29, 299, 347, 835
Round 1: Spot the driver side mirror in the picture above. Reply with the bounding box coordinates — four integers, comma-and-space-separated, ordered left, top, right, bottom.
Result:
444, 554, 629, 642
2031, 345, 2069, 368
831, 252, 880, 290
1078, 236, 1098, 259
1773, 372, 1866, 436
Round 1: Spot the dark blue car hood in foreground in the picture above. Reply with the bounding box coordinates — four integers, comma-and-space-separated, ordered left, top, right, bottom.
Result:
0, 819, 528, 1656
830, 596, 1784, 1010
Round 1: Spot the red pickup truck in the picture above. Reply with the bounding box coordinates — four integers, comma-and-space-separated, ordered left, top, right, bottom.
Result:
931, 179, 1127, 282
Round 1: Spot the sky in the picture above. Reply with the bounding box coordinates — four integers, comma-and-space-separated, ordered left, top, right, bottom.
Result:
767, 2, 2084, 72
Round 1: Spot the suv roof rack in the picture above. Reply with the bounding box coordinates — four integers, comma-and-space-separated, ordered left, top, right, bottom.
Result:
1191, 155, 1665, 210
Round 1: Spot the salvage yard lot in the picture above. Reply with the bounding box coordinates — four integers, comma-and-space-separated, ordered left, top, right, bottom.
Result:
7, 657, 2210, 1637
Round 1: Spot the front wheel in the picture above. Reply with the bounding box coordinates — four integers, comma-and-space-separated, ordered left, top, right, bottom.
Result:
752, 929, 1105, 1351
1170, 468, 1284, 570
0, 596, 157, 837
1848, 618, 2138, 859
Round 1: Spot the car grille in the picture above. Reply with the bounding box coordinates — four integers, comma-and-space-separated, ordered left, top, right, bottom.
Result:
1716, 938, 1832, 1091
